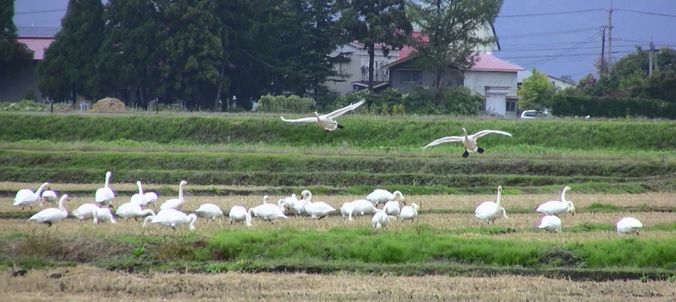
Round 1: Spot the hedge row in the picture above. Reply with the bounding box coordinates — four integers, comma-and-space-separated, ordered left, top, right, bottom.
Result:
552, 95, 676, 119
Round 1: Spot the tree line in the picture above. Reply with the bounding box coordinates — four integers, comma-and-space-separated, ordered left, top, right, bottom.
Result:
10, 0, 498, 110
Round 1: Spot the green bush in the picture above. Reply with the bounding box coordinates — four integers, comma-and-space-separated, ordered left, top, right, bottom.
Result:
0, 100, 45, 112
257, 94, 316, 113
552, 95, 676, 119
332, 87, 482, 115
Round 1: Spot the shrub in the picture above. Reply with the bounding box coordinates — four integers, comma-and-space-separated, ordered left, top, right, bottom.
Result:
0, 100, 45, 112
257, 95, 316, 113
552, 95, 676, 119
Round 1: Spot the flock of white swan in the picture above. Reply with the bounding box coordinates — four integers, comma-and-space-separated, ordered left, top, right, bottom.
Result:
14, 171, 642, 235
12, 100, 643, 235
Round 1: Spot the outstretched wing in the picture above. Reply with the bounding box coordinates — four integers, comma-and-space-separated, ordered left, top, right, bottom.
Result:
325, 99, 366, 119
280, 116, 317, 124
423, 136, 464, 149
471, 130, 512, 139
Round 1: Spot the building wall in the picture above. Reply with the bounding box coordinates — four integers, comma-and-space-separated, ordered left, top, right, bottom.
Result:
327, 44, 400, 95
389, 59, 463, 92
464, 71, 518, 118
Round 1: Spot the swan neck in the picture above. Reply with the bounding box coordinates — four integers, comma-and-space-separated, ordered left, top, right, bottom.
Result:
143, 209, 156, 216
58, 197, 67, 211
35, 183, 48, 196
178, 183, 184, 200
188, 214, 197, 230
496, 189, 502, 206
137, 182, 144, 195
104, 173, 110, 188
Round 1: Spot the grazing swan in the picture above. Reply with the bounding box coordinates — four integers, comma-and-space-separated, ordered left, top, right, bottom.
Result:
195, 203, 224, 220
366, 189, 405, 206
143, 191, 158, 206
383, 200, 401, 217
92, 207, 116, 224
537, 215, 562, 233
248, 201, 287, 222
229, 205, 252, 226
95, 171, 115, 205
400, 203, 420, 221
372, 209, 390, 229
475, 186, 508, 224
14, 182, 50, 210
160, 180, 188, 210
41, 189, 58, 206
72, 203, 101, 220
424, 127, 512, 157
144, 209, 197, 231
300, 190, 336, 219
536, 186, 575, 216
130, 181, 146, 205
115, 201, 155, 220
277, 193, 304, 215
27, 194, 70, 227
616, 217, 643, 235
343, 199, 377, 221
280, 99, 365, 131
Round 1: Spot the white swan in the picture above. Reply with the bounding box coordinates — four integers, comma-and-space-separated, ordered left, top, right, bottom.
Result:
300, 190, 336, 219
372, 209, 390, 229
72, 203, 101, 221
41, 189, 58, 206
130, 181, 146, 205
248, 199, 287, 222
616, 217, 643, 235
115, 201, 155, 219
14, 182, 49, 210
383, 200, 401, 217
424, 127, 512, 157
537, 215, 562, 233
195, 203, 224, 220
229, 205, 252, 226
143, 208, 197, 231
92, 207, 116, 224
343, 199, 377, 221
536, 186, 575, 216
400, 203, 420, 221
95, 171, 115, 205
143, 191, 158, 206
277, 193, 305, 215
27, 194, 70, 226
475, 185, 508, 224
160, 180, 188, 210
366, 189, 405, 206
280, 99, 365, 131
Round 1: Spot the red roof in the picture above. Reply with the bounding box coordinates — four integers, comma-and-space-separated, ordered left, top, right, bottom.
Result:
17, 38, 54, 60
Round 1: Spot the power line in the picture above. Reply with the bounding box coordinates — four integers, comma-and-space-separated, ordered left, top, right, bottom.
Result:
498, 44, 640, 52
527, 30, 604, 65
501, 50, 632, 60
14, 8, 66, 15
498, 8, 604, 18
500, 27, 601, 39
615, 8, 676, 18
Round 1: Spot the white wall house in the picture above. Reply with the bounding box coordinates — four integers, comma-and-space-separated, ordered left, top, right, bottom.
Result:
326, 43, 401, 95
517, 69, 577, 91
463, 53, 523, 117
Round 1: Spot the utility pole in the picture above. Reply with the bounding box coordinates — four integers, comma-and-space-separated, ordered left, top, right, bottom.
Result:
600, 26, 606, 77
607, 0, 614, 67
649, 40, 653, 77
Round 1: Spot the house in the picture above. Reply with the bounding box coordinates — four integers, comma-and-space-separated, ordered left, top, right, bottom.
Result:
517, 70, 578, 91
0, 26, 57, 102
327, 42, 401, 95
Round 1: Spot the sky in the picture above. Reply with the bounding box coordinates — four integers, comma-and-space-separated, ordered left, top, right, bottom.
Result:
13, 0, 676, 81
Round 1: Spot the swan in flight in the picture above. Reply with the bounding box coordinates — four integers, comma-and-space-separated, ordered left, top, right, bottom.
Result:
27, 194, 70, 226
366, 189, 405, 206
536, 186, 575, 216
424, 128, 512, 157
537, 215, 562, 233
95, 171, 115, 206
616, 217, 643, 235
475, 185, 508, 224
144, 208, 197, 231
14, 182, 49, 210
280, 99, 365, 131
160, 180, 188, 210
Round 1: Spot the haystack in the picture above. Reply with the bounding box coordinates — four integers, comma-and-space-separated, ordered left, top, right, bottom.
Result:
90, 97, 126, 113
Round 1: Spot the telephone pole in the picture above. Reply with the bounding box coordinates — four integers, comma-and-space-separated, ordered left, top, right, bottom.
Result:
600, 26, 607, 76
607, 0, 614, 67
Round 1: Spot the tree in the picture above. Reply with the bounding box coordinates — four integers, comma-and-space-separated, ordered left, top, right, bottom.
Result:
409, 0, 501, 94
336, 0, 412, 91
38, 0, 104, 103
97, 0, 166, 108
518, 69, 555, 110
0, 1, 33, 79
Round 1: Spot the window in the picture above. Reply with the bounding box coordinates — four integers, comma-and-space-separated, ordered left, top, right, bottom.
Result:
399, 70, 422, 83
506, 99, 517, 112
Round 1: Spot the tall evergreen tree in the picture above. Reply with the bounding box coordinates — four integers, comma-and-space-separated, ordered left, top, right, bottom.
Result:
0, 1, 33, 79
409, 0, 501, 94
336, 0, 412, 91
38, 0, 104, 103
